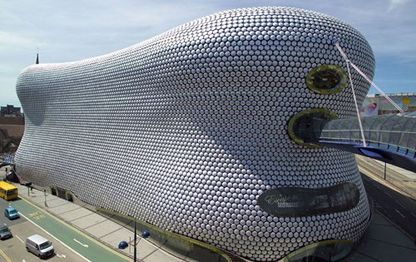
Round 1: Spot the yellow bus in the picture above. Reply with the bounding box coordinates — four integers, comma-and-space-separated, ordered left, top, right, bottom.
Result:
0, 181, 18, 201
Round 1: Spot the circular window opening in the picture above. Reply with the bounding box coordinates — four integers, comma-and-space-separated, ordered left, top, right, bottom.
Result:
306, 65, 347, 95
288, 108, 337, 147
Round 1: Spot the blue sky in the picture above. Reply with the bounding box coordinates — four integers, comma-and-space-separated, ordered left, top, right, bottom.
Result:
1, 0, 415, 108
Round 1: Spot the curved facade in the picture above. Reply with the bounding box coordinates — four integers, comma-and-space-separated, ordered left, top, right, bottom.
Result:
16, 7, 374, 261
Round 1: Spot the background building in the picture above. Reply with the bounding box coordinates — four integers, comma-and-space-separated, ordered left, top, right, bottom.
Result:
0, 104, 23, 118
361, 93, 416, 116
0, 105, 24, 156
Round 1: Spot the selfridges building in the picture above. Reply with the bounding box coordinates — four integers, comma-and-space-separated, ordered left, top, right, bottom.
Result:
16, 7, 374, 261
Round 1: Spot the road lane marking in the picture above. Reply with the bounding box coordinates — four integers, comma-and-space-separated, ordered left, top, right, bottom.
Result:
394, 209, 406, 218
396, 201, 406, 209
384, 191, 394, 198
0, 248, 12, 262
16, 235, 25, 244
28, 211, 45, 221
74, 238, 89, 248
18, 212, 91, 262
57, 254, 67, 258
18, 198, 129, 261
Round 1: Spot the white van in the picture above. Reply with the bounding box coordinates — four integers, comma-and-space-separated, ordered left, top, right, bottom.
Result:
25, 234, 54, 258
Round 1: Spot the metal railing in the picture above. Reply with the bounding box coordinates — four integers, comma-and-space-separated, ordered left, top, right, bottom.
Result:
319, 113, 416, 158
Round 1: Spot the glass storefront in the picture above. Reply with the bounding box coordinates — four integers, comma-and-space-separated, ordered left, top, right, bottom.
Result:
280, 240, 354, 262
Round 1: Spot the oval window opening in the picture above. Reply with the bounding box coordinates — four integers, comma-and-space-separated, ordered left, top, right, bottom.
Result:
306, 65, 347, 95
287, 108, 337, 147
257, 182, 360, 217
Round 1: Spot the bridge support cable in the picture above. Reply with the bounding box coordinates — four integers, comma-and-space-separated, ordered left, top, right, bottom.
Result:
349, 62, 404, 114
334, 42, 367, 147
334, 42, 404, 114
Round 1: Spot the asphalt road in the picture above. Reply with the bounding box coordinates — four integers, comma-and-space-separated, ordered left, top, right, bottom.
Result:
362, 174, 416, 239
0, 220, 85, 262
0, 197, 129, 262
0, 198, 84, 262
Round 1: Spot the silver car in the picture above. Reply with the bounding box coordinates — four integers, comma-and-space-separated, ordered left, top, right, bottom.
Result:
26, 234, 54, 258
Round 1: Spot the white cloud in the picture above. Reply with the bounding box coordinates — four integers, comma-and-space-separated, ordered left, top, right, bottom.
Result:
0, 0, 415, 100
388, 0, 410, 11
0, 31, 36, 48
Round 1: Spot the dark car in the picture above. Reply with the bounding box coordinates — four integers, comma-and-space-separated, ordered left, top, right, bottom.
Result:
0, 225, 12, 240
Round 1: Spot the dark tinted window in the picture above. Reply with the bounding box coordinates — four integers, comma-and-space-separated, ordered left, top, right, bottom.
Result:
258, 182, 360, 217
39, 241, 52, 250
287, 108, 337, 147
0, 227, 10, 233
313, 69, 341, 89
306, 65, 347, 95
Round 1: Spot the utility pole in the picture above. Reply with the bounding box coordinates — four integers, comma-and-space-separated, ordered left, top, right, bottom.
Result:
383, 161, 387, 180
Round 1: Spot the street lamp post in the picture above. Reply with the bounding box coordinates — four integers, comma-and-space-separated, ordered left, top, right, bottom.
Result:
134, 219, 137, 262
131, 216, 150, 262
44, 189, 48, 207
384, 161, 387, 180
24, 182, 32, 196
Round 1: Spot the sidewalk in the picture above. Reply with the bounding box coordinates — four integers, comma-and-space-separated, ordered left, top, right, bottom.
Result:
13, 174, 416, 262
352, 155, 416, 261
14, 183, 185, 262
347, 209, 416, 261
356, 155, 416, 199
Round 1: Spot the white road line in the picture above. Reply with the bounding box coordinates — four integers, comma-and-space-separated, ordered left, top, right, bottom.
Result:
396, 201, 406, 209
73, 239, 89, 248
384, 191, 394, 198
56, 254, 67, 258
18, 212, 91, 262
0, 248, 12, 262
395, 209, 406, 218
15, 235, 24, 244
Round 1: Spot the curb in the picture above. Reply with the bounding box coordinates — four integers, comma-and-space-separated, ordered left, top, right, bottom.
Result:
13, 185, 132, 261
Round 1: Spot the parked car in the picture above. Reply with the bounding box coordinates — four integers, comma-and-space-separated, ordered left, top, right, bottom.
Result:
26, 234, 54, 258
4, 206, 19, 220
0, 224, 12, 240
